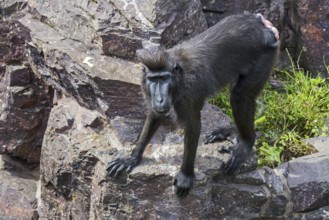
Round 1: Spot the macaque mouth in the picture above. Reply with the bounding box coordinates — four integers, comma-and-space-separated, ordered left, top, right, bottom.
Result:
152, 96, 171, 114
154, 107, 170, 114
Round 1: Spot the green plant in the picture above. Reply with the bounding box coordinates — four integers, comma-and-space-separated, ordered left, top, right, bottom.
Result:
209, 86, 232, 118
258, 142, 283, 167
210, 59, 329, 168
255, 65, 329, 167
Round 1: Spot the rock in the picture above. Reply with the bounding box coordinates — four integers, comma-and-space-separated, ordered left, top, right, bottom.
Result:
233, 167, 292, 218
0, 155, 38, 220
211, 183, 268, 219
28, 0, 207, 59
0, 19, 53, 165
0, 0, 28, 19
9, 0, 207, 164
261, 167, 292, 217
19, 13, 145, 118
39, 97, 260, 219
306, 136, 329, 154
38, 98, 110, 219
296, 0, 329, 77
200, 0, 284, 34
0, 19, 30, 64
290, 206, 329, 219
277, 153, 329, 212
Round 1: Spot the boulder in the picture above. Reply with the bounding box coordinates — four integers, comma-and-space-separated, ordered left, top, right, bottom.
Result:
0, 19, 53, 165
277, 153, 329, 212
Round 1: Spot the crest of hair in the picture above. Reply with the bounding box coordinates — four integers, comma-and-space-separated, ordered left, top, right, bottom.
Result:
137, 46, 169, 71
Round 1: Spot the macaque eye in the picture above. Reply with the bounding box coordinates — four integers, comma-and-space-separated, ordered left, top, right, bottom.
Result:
146, 73, 171, 82
159, 74, 171, 81
173, 63, 182, 72
146, 75, 155, 81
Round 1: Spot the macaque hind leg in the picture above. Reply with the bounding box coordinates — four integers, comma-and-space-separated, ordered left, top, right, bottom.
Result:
222, 83, 257, 175
222, 52, 275, 175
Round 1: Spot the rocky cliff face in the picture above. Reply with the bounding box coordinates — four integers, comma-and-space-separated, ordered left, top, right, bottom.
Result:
0, 0, 329, 219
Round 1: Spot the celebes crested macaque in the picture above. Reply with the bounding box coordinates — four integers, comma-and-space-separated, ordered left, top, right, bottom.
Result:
108, 13, 279, 197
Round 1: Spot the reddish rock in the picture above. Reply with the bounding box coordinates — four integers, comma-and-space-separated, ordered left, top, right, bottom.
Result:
0, 20, 53, 165
296, 0, 329, 76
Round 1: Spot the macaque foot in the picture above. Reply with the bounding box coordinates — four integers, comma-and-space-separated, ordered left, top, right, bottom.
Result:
220, 144, 252, 175
218, 145, 236, 154
204, 126, 237, 144
173, 171, 194, 197
107, 156, 140, 177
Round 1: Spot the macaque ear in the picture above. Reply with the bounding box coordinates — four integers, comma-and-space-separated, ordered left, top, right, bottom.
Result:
141, 64, 147, 73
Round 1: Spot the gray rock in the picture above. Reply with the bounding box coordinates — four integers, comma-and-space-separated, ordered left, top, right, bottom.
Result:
0, 155, 38, 220
211, 183, 268, 219
233, 167, 292, 218
39, 96, 263, 219
0, 0, 28, 18
306, 136, 329, 154
28, 0, 207, 59
277, 153, 329, 212
261, 167, 292, 217
290, 205, 329, 220
19, 13, 145, 119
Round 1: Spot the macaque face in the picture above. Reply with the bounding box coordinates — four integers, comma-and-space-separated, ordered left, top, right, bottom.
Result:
145, 70, 173, 114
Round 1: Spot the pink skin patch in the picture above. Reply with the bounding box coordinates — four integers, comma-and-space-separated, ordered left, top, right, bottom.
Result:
256, 13, 280, 41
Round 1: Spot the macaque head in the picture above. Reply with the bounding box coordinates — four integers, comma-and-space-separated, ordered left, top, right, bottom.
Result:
137, 47, 183, 115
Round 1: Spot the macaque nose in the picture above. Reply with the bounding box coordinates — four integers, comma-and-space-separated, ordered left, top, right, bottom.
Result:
156, 95, 163, 104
